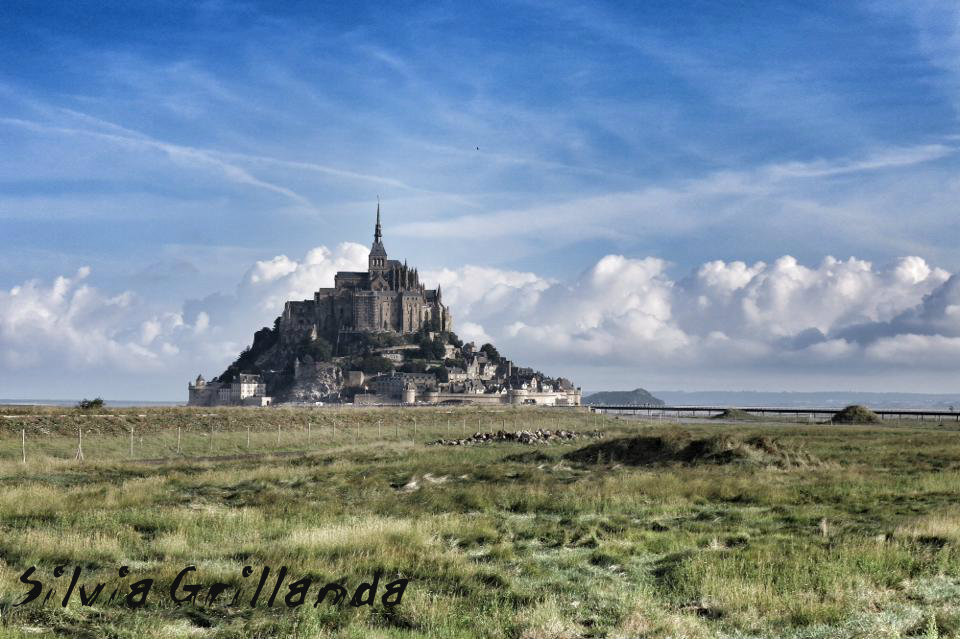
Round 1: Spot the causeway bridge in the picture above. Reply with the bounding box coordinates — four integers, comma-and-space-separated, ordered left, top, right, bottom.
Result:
587, 405, 960, 422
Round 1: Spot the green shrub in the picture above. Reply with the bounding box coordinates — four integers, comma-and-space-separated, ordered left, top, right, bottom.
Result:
76, 397, 105, 410
831, 404, 881, 424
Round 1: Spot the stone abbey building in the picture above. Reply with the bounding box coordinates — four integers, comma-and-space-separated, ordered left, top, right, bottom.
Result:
279, 205, 452, 346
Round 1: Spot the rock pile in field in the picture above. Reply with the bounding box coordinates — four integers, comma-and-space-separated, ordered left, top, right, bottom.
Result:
830, 404, 881, 424
564, 430, 819, 468
428, 429, 603, 446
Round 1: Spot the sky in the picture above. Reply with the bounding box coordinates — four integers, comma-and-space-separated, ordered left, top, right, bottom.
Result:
1, 0, 960, 400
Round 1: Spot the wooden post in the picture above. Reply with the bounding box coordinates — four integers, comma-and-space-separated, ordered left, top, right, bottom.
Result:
395, 420, 399, 439
177, 427, 181, 454
462, 417, 466, 438
246, 425, 251, 449
209, 424, 214, 453
356, 420, 359, 441
307, 419, 312, 446
21, 428, 26, 464
447, 418, 450, 437
277, 423, 281, 447
378, 419, 382, 438
130, 427, 134, 459
75, 427, 84, 461
413, 417, 417, 441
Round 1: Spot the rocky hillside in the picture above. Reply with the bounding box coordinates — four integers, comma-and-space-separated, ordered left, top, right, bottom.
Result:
582, 388, 664, 406
212, 316, 480, 403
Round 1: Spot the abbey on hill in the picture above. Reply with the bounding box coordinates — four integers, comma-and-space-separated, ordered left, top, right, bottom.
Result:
280, 203, 452, 342
188, 205, 580, 407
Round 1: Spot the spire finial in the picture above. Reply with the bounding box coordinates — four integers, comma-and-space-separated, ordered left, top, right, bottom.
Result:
374, 197, 382, 243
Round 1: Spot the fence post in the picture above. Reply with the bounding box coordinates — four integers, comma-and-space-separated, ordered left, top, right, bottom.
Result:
413, 417, 417, 442
277, 423, 281, 447
356, 420, 359, 442
246, 424, 251, 449
378, 419, 382, 438
21, 428, 26, 464
130, 427, 134, 459
177, 427, 182, 454
75, 426, 84, 461
307, 419, 312, 447
395, 420, 398, 439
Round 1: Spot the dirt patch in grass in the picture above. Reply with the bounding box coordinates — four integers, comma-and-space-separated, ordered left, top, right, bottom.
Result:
564, 430, 819, 468
502, 450, 555, 463
830, 404, 881, 424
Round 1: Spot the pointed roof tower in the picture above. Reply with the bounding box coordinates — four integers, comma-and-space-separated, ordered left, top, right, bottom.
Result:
369, 198, 387, 272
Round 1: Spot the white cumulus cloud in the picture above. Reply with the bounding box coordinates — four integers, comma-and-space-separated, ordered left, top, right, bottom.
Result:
1, 247, 958, 397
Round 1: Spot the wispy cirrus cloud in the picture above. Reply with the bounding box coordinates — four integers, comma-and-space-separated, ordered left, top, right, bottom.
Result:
0, 116, 314, 207
394, 142, 957, 244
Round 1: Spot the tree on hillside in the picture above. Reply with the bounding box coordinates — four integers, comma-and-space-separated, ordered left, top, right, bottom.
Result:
218, 325, 278, 383
357, 355, 394, 374
480, 343, 502, 364
302, 336, 333, 361
428, 365, 449, 383
399, 360, 428, 373
417, 332, 446, 360
444, 356, 467, 371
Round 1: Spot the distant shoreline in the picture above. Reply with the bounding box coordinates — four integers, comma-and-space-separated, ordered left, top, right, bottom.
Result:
0, 399, 183, 408
7, 389, 960, 411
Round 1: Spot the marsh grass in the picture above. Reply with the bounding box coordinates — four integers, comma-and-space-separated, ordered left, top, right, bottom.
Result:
1, 406, 960, 637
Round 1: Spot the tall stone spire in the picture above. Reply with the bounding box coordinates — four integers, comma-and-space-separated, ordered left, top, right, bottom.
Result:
369, 198, 387, 273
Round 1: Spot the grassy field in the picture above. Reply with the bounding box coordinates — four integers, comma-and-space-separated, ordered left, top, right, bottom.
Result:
1, 406, 959, 638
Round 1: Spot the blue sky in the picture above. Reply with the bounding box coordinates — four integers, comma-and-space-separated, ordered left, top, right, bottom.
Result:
2, 1, 960, 399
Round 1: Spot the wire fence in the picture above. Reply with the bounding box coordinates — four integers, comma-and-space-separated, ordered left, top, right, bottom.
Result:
0, 407, 610, 465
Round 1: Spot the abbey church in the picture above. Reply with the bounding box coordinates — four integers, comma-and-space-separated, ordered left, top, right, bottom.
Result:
278, 205, 452, 346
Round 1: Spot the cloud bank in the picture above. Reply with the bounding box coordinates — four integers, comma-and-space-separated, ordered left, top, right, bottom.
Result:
2, 245, 958, 398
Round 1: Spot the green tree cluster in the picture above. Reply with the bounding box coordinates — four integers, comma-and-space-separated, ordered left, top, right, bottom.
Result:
301, 336, 333, 361
480, 343, 502, 364
355, 355, 395, 374
427, 365, 449, 383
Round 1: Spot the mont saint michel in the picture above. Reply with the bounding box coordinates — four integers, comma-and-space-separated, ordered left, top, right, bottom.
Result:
188, 205, 581, 407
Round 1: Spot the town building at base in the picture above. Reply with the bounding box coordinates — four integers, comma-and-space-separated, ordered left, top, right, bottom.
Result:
188, 374, 272, 406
